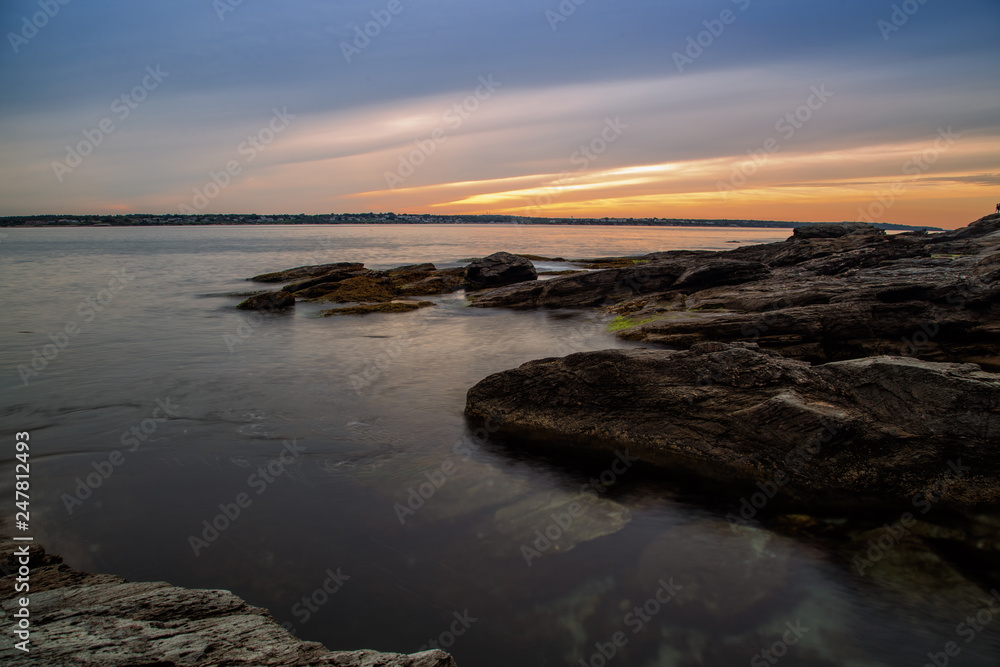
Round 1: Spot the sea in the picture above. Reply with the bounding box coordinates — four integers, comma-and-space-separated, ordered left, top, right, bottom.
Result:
1, 224, 997, 666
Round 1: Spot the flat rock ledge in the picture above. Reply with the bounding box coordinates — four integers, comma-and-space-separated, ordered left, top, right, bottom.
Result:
465, 342, 1000, 505
0, 540, 456, 667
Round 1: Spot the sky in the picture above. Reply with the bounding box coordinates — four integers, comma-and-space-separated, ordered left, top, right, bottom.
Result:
0, 0, 998, 228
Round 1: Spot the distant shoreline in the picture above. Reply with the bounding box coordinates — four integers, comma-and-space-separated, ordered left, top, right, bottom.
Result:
0, 213, 943, 232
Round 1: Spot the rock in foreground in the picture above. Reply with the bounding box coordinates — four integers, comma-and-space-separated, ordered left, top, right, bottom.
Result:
0, 541, 456, 667
465, 342, 1000, 504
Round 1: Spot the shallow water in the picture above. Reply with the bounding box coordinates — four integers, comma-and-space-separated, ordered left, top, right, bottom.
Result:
2, 224, 998, 666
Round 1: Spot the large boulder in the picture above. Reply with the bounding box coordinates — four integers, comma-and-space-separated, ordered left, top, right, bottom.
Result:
465, 342, 1000, 504
464, 252, 537, 290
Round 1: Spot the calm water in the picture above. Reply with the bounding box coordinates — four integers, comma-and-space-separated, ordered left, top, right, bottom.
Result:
1, 225, 997, 666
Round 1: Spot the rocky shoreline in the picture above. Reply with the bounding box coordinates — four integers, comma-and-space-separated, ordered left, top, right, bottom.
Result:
0, 538, 457, 666
235, 214, 1000, 506
461, 214, 1000, 504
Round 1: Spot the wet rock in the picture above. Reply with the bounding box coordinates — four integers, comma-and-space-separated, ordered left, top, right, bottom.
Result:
0, 540, 457, 667
390, 266, 466, 296
236, 290, 296, 311
315, 275, 397, 303
250, 262, 366, 283
467, 258, 767, 309
465, 252, 537, 290
323, 301, 435, 316
465, 342, 1000, 504
282, 266, 370, 293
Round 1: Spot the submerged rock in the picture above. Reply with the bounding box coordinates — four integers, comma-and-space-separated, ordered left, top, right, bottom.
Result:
465, 342, 1000, 504
465, 252, 538, 290
0, 540, 457, 667
494, 490, 631, 559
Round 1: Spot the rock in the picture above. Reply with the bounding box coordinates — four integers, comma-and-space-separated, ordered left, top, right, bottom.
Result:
388, 265, 466, 296
467, 258, 768, 309
465, 342, 1000, 504
249, 263, 366, 283
236, 290, 296, 311
617, 250, 1000, 368
323, 301, 435, 316
0, 540, 457, 667
464, 252, 537, 290
791, 222, 884, 240
245, 263, 467, 304
315, 275, 396, 303
282, 266, 370, 293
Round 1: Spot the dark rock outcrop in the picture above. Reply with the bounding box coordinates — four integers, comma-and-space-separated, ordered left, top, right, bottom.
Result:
463, 217, 1000, 368
236, 290, 296, 311
465, 342, 1000, 504
464, 252, 537, 290
467, 258, 769, 309
250, 263, 366, 284
240, 262, 467, 314
0, 540, 457, 667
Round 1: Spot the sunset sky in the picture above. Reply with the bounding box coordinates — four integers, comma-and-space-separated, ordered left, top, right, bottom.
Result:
1, 0, 997, 228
